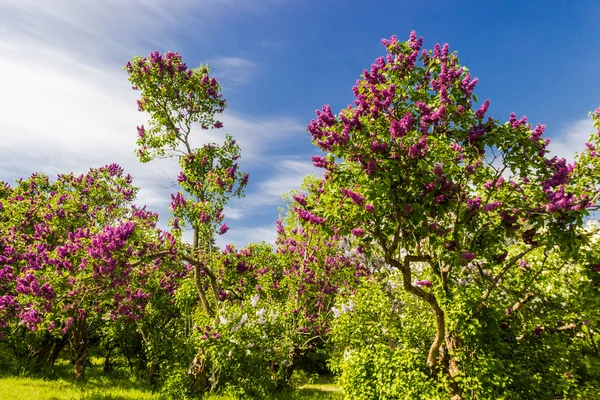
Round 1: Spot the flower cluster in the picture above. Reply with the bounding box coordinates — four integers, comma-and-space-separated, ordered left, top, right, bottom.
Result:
0, 167, 183, 333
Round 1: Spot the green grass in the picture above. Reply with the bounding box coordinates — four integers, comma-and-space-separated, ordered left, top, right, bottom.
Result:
0, 375, 156, 400
202, 374, 344, 400
0, 375, 344, 400
0, 360, 343, 400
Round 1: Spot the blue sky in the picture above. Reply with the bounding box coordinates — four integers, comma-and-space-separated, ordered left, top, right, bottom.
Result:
1, 0, 598, 247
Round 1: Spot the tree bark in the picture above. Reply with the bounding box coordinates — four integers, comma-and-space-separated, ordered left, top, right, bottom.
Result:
188, 349, 209, 392
70, 318, 88, 380
444, 332, 463, 399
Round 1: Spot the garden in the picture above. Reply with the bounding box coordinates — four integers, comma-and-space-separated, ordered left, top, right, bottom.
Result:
1, 32, 599, 399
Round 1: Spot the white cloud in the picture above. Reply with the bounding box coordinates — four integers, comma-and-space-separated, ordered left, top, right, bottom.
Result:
0, 0, 304, 246
257, 159, 319, 199
548, 117, 596, 162
0, 0, 284, 64
224, 158, 321, 220
203, 114, 304, 162
216, 224, 278, 249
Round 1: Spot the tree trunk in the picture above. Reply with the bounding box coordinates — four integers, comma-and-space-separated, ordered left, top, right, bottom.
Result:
188, 348, 209, 392
444, 332, 464, 400
103, 346, 114, 373
387, 254, 464, 399
34, 334, 67, 370
70, 318, 88, 380
147, 361, 160, 384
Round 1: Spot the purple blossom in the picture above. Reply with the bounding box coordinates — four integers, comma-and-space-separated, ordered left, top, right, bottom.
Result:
483, 201, 502, 212
311, 156, 328, 168
466, 197, 481, 211
468, 126, 486, 142
295, 208, 326, 225
170, 192, 186, 211
241, 173, 249, 186
293, 193, 308, 206
365, 159, 377, 175
414, 280, 432, 287
475, 99, 490, 120
390, 111, 413, 138
408, 136, 429, 158
341, 188, 366, 206
370, 141, 388, 153
529, 124, 546, 141
509, 112, 528, 128
61, 317, 74, 335
199, 211, 209, 223
351, 228, 365, 237
219, 223, 229, 235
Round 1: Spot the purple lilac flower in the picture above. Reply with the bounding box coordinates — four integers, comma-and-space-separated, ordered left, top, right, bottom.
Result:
219, 223, 229, 235
351, 228, 365, 237
414, 280, 432, 287
341, 188, 366, 206
408, 136, 429, 158
293, 193, 308, 206
311, 156, 328, 168
475, 99, 490, 120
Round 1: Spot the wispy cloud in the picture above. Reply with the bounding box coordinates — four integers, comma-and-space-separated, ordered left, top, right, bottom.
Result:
224, 158, 321, 221
0, 0, 284, 64
208, 57, 259, 86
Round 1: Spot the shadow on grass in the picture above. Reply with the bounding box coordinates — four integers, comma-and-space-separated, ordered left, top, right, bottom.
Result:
292, 388, 344, 399
78, 395, 145, 400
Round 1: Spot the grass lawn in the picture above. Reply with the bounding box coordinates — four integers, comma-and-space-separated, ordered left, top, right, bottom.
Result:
0, 360, 343, 400
0, 375, 155, 400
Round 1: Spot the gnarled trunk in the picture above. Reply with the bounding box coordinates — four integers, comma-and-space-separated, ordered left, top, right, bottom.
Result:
188, 348, 209, 392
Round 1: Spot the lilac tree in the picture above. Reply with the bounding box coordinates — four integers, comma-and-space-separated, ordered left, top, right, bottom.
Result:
0, 165, 182, 379
296, 32, 600, 398
126, 51, 249, 391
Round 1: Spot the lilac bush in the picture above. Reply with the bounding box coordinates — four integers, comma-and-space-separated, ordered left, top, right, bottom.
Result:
0, 165, 183, 379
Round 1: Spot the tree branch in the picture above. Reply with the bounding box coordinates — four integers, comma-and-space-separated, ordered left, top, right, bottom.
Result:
472, 247, 535, 317
509, 292, 535, 314
516, 323, 577, 340
387, 254, 446, 372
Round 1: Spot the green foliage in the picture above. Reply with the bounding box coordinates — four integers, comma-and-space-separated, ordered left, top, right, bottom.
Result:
329, 278, 442, 399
